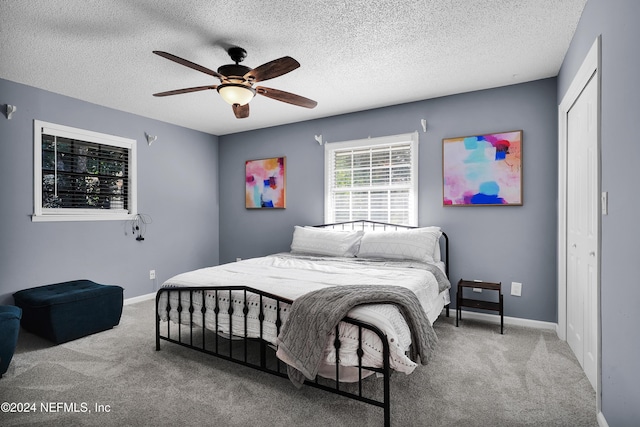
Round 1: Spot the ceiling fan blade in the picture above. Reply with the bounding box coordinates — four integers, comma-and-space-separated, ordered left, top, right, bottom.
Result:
153, 85, 217, 97
153, 51, 224, 80
244, 57, 300, 82
256, 86, 317, 109
233, 103, 250, 119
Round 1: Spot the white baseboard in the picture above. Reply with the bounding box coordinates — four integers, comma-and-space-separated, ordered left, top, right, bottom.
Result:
597, 411, 609, 427
124, 292, 155, 305
455, 309, 557, 330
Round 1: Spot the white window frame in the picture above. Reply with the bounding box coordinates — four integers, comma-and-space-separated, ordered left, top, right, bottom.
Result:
324, 132, 419, 226
32, 120, 137, 222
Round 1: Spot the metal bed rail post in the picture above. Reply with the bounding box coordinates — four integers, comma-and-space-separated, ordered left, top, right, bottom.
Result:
243, 289, 249, 363
155, 290, 162, 351
227, 289, 233, 359
201, 291, 207, 350
259, 294, 266, 369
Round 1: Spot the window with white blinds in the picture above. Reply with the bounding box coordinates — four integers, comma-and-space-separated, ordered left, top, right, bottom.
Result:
324, 132, 419, 226
33, 120, 137, 222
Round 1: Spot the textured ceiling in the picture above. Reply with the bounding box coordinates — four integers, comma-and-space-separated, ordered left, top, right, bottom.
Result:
0, 0, 586, 136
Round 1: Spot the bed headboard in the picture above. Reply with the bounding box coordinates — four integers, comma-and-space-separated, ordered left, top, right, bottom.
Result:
313, 220, 449, 277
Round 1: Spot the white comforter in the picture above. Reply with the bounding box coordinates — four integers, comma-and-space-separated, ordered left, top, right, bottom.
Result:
158, 253, 449, 379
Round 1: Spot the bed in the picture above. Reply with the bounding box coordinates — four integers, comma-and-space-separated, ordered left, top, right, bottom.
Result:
155, 220, 451, 426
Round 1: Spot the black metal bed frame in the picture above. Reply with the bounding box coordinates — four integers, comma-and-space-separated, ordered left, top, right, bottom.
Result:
155, 220, 449, 426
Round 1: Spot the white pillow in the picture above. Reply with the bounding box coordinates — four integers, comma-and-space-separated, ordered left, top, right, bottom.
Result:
424, 226, 442, 262
356, 227, 442, 263
433, 237, 442, 262
290, 226, 363, 257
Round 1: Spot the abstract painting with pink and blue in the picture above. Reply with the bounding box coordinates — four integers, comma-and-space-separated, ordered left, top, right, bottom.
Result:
443, 131, 522, 206
245, 157, 286, 208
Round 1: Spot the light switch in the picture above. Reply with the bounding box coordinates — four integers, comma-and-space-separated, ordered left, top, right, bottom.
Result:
511, 282, 522, 297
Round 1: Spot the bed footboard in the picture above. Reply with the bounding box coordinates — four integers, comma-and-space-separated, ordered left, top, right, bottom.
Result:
155, 286, 392, 426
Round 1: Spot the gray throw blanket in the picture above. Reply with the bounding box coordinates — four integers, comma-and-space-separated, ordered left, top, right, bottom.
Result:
275, 285, 438, 388
421, 263, 451, 293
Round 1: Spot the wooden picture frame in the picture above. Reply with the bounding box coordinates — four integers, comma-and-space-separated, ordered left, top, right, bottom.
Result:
245, 157, 286, 209
442, 130, 522, 206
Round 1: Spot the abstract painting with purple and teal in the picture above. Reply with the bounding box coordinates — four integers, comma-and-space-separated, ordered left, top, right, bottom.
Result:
443, 130, 522, 206
245, 157, 286, 208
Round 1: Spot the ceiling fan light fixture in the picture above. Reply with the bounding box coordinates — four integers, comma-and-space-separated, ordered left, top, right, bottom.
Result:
152, 48, 316, 119
217, 83, 256, 106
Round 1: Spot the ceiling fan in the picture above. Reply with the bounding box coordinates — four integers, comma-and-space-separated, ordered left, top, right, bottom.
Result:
152, 47, 317, 119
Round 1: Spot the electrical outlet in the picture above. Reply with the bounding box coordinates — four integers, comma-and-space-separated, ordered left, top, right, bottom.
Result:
150, 269, 156, 280
473, 288, 482, 293
511, 281, 522, 296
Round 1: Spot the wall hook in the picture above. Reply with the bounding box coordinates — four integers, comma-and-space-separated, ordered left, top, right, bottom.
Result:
5, 104, 17, 120
145, 132, 157, 146
314, 134, 323, 145
421, 119, 427, 133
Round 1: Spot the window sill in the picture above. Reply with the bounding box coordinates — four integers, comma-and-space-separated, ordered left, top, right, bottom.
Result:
31, 213, 136, 222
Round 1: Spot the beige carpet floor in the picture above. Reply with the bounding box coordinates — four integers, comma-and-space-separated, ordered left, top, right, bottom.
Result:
0, 299, 597, 426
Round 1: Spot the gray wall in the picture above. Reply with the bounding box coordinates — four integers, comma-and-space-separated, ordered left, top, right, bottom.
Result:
219, 78, 558, 322
558, 0, 640, 424
0, 78, 220, 304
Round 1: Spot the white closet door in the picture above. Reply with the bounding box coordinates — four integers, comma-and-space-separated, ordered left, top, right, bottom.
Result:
566, 72, 598, 391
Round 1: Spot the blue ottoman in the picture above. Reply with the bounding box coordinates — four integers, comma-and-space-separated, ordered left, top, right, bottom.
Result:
0, 305, 22, 378
13, 280, 123, 344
